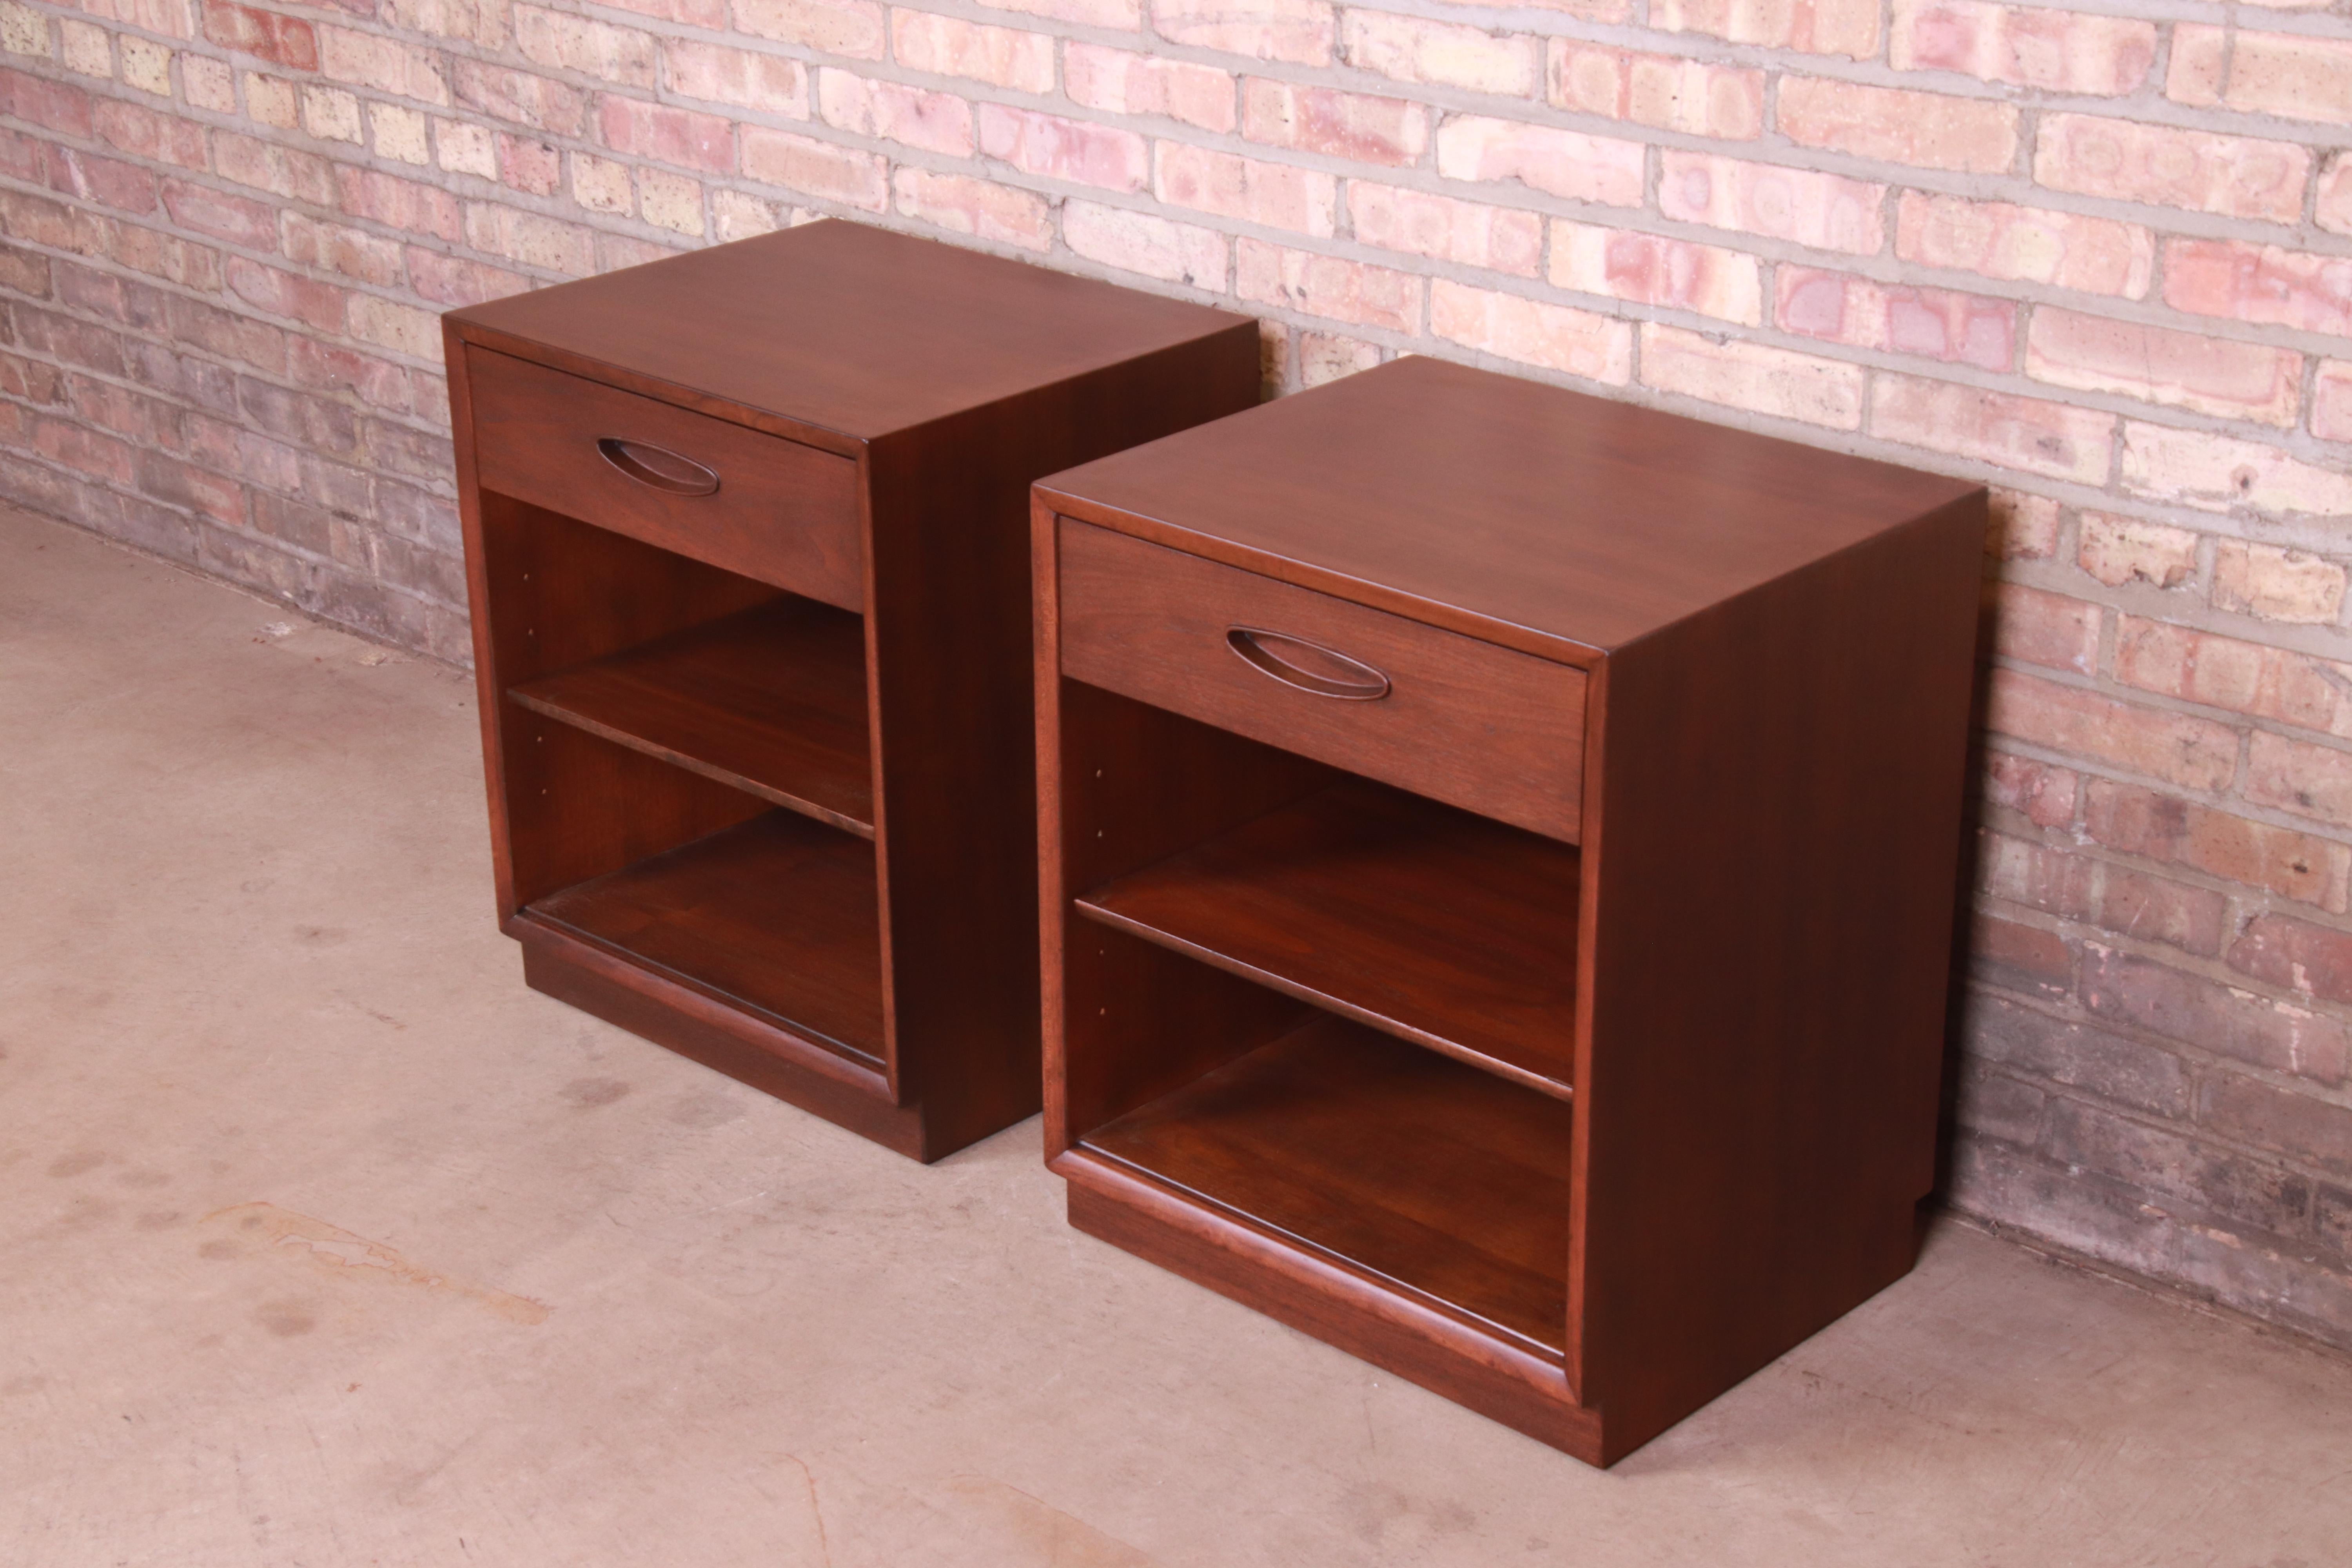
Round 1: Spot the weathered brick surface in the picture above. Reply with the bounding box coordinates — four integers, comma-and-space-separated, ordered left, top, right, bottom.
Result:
3, 0, 2348, 1350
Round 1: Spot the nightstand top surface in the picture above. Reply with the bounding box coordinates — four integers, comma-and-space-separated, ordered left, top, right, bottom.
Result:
1038, 356, 1982, 653
447, 220, 1250, 443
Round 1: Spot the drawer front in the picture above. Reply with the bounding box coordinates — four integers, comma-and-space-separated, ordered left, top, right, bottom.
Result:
468, 347, 862, 611
1058, 520, 1586, 840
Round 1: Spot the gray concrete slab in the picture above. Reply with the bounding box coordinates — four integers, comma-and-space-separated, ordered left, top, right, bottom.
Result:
5, 503, 2349, 1566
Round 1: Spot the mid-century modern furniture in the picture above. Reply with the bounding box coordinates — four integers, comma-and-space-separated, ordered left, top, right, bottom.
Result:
1031, 356, 1984, 1463
445, 220, 1256, 1160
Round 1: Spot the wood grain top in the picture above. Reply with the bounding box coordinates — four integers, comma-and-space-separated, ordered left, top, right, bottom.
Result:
448, 219, 1256, 443
1037, 355, 1983, 655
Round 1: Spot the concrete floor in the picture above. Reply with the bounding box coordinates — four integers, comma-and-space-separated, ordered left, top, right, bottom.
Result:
5, 502, 2350, 1567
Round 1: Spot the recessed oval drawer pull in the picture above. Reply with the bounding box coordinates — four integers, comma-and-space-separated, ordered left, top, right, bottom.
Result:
596, 437, 720, 497
1227, 626, 1391, 701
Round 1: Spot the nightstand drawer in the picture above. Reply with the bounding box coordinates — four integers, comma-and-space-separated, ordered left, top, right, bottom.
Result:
468, 347, 862, 610
1057, 519, 1586, 840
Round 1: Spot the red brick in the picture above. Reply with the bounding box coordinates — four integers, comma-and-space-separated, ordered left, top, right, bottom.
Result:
891, 167, 1051, 251
1971, 911, 2073, 997
1428, 281, 1631, 383
225, 257, 347, 333
1065, 44, 1234, 134
1896, 191, 2150, 298
1871, 375, 2114, 484
1660, 153, 1884, 254
281, 213, 403, 286
1985, 750, 2079, 829
91, 99, 209, 170
1891, 0, 2154, 95
1435, 117, 1645, 207
2321, 155, 2352, 240
739, 127, 885, 211
451, 60, 587, 136
406, 246, 529, 307
1553, 224, 1760, 325
515, 6, 655, 89
32, 413, 137, 485
2315, 361, 2352, 445
494, 133, 561, 196
1639, 325, 1864, 429
1546, 42, 1762, 138
660, 41, 808, 118
1777, 267, 2013, 370
600, 96, 734, 174
2036, 114, 2309, 223
1154, 144, 1334, 236
1241, 80, 1423, 167
0, 67, 94, 137
598, 0, 725, 27
889, 13, 1049, 90
2163, 239, 2352, 338
2087, 779, 2350, 916
1988, 490, 2060, 560
334, 167, 462, 241
2088, 944, 2350, 1085
1237, 239, 1419, 332
2199, 1073, 2352, 1178
1341, 13, 1536, 96
200, 1, 316, 69
1985, 669, 2239, 791
979, 103, 1148, 192
1061, 200, 1227, 289
2214, 542, 2347, 627
2120, 424, 2352, 520
1155, 0, 1334, 65
214, 132, 337, 205
158, 179, 278, 248
2230, 914, 2352, 1007
45, 149, 160, 215
2077, 514, 2198, 591
1778, 77, 2018, 174
2025, 309, 2301, 428
289, 339, 418, 411
1989, 582, 2100, 673
737, 0, 885, 60
2168, 24, 2352, 127
815, 70, 973, 157
1656, 0, 1879, 57
1351, 184, 1542, 277
2248, 731, 2352, 830
462, 203, 596, 273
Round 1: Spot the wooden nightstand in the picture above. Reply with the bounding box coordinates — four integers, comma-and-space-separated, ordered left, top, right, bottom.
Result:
1032, 356, 1984, 1463
445, 220, 1256, 1161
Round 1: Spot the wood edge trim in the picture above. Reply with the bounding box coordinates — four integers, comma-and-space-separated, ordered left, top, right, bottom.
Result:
1031, 497, 1604, 671
1033, 492, 1074, 1161
444, 327, 519, 928
449, 328, 867, 459
510, 911, 893, 1098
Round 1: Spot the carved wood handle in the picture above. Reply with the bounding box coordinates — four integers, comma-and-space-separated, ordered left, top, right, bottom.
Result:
1226, 626, 1392, 701
597, 437, 720, 497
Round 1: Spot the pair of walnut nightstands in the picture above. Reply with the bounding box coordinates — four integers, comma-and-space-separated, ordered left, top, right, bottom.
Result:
445, 220, 1983, 1464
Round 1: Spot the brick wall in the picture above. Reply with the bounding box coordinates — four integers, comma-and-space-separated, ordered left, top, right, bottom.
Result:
4, 0, 2350, 1345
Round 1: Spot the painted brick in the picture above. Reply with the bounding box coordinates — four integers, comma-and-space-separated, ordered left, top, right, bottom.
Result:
1552, 223, 1760, 325
514, 6, 654, 89
1237, 239, 1419, 332
1242, 81, 1424, 167
2087, 945, 2350, 1087
2077, 514, 2197, 591
2163, 240, 2352, 339
979, 103, 1148, 191
2121, 424, 2352, 520
1985, 669, 2238, 791
891, 167, 1051, 251
1872, 374, 2113, 484
1062, 199, 1226, 289
1660, 153, 1884, 255
1989, 581, 2100, 672
2168, 24, 2352, 128
1349, 183, 1541, 277
2212, 542, 2348, 627
1896, 191, 2150, 299
1985, 750, 2079, 828
818, 71, 974, 158
1640, 324, 1864, 429
1341, 13, 1536, 97
2087, 778, 2350, 916
2035, 115, 2309, 225
1153, 143, 1334, 236
1066, 45, 1234, 134
890, 13, 1051, 92
1152, 0, 1332, 66
2247, 732, 2352, 831
662, 42, 809, 118
739, 126, 886, 211
1428, 279, 1631, 383
2025, 309, 2301, 428
1777, 77, 2018, 174
1655, 0, 1879, 59
739, 0, 885, 60
1891, 0, 2154, 96
1434, 117, 1645, 208
1777, 267, 2013, 371
1546, 42, 1762, 139
201, 2, 315, 69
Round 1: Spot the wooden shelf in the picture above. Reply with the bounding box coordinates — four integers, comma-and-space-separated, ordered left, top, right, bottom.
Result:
1083, 1014, 1572, 1353
509, 599, 873, 838
1075, 780, 1578, 1096
528, 810, 884, 1067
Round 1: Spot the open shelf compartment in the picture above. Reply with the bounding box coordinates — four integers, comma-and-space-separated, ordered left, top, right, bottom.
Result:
508, 597, 873, 838
1074, 778, 1578, 1098
526, 808, 886, 1068
1082, 1011, 1573, 1354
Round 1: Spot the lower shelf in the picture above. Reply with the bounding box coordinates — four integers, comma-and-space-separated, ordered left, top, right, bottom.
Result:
527, 809, 886, 1067
1082, 1013, 1572, 1353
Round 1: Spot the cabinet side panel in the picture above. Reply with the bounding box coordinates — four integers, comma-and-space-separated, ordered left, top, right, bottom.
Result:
1574, 494, 1985, 1462
873, 328, 1261, 1159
